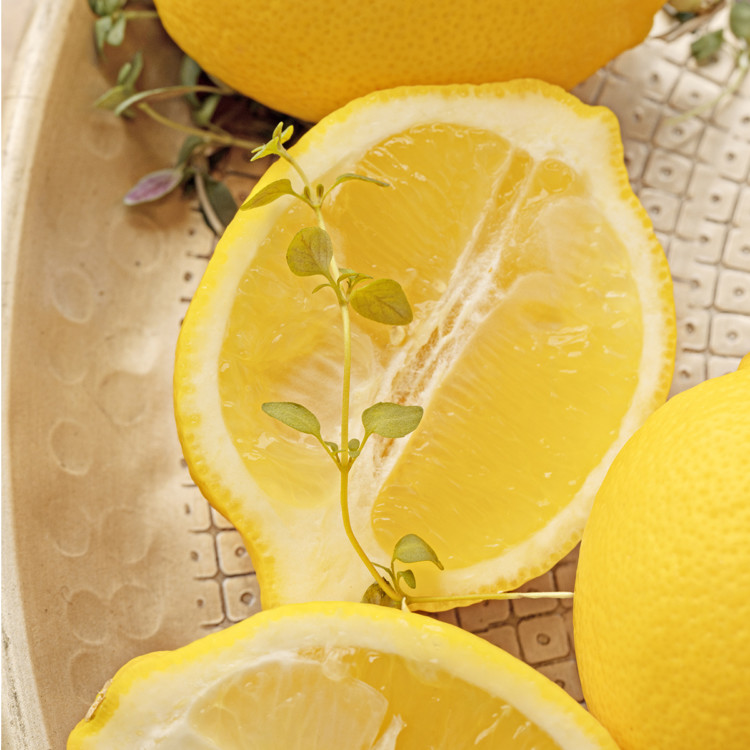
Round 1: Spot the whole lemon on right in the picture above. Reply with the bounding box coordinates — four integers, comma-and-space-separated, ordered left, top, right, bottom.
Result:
153, 0, 665, 121
574, 358, 750, 750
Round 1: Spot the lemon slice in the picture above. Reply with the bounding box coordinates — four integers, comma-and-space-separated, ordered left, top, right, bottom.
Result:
174, 81, 675, 608
69, 601, 618, 748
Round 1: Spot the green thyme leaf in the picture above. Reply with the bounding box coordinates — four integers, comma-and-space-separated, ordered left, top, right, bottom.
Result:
241, 179, 298, 210
361, 582, 400, 608
349, 278, 413, 325
361, 402, 423, 439
251, 124, 293, 162
94, 53, 143, 116
271, 122, 294, 145
93, 84, 131, 112
348, 438, 360, 452
192, 93, 221, 127
730, 0, 750, 43
691, 29, 724, 64
262, 402, 322, 437
279, 124, 294, 145
106, 14, 127, 46
94, 16, 113, 54
204, 177, 237, 227
325, 441, 339, 453
392, 533, 444, 570
177, 135, 204, 166
88, 0, 124, 15
180, 55, 202, 108
117, 51, 143, 89
123, 168, 184, 205
397, 569, 417, 589
250, 140, 281, 162
286, 226, 334, 277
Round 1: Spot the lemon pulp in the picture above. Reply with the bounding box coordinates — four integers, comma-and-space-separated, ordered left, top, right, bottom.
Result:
217, 122, 642, 569
189, 647, 563, 748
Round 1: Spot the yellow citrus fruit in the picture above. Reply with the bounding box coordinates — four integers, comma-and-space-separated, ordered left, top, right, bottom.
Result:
174, 81, 675, 610
68, 601, 618, 748
153, 0, 664, 121
574, 360, 750, 750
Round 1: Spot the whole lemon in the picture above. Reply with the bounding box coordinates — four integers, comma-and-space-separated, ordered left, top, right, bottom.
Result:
574, 358, 750, 750
153, 0, 664, 121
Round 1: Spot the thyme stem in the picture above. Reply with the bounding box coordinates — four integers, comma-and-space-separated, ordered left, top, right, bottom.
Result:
280, 147, 396, 598
136, 102, 260, 151
121, 9, 160, 20
340, 466, 400, 601
406, 591, 574, 607
193, 171, 226, 236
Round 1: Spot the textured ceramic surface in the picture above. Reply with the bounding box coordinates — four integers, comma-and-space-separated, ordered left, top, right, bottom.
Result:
2, 1, 748, 748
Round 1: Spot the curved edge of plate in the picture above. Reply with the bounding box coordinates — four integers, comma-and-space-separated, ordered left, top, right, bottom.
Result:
2, 1, 79, 747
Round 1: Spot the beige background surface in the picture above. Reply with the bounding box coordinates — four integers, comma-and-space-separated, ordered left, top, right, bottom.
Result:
2, 0, 38, 88
3, 2, 749, 748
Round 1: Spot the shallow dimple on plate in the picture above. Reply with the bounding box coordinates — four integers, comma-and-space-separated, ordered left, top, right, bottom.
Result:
2, 3, 749, 749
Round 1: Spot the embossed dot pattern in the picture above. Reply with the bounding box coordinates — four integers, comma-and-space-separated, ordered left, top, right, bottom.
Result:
66, 590, 108, 645
45, 498, 92, 557
94, 371, 150, 426
49, 268, 96, 324
107, 212, 166, 273
3, 6, 240, 745
111, 584, 163, 640
100, 508, 154, 565
597, 23, 750, 393
47, 323, 91, 384
48, 418, 93, 476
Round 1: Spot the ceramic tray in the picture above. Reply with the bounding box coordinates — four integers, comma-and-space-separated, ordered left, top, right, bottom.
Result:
3, 1, 749, 747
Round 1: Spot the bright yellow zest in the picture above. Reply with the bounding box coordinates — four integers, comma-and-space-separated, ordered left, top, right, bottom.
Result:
174, 81, 675, 609
153, 0, 664, 121
68, 601, 619, 748
574, 363, 750, 750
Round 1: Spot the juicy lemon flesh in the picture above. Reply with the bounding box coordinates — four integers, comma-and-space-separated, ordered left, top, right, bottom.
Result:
187, 647, 563, 749
218, 123, 643, 568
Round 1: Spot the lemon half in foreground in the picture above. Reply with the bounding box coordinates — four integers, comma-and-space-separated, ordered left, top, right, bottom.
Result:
69, 601, 618, 748
174, 81, 675, 609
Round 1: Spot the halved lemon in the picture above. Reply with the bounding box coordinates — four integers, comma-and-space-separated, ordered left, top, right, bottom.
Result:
68, 601, 618, 748
174, 81, 675, 608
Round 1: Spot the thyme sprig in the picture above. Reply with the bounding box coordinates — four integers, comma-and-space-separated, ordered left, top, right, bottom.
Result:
663, 1, 750, 118
248, 125, 573, 610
